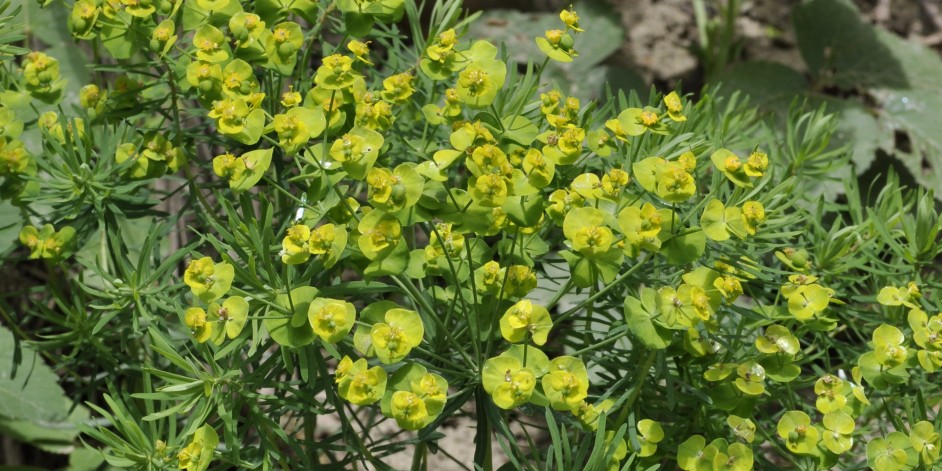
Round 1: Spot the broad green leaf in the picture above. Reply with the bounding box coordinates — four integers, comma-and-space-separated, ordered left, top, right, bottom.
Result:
624, 293, 672, 349
266, 287, 318, 347
662, 227, 706, 265
794, 0, 906, 90
872, 89, 942, 195
501, 115, 539, 146
0, 325, 71, 422
229, 148, 273, 191
714, 61, 808, 110
0, 401, 87, 453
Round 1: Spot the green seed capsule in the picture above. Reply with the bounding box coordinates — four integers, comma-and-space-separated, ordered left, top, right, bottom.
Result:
199, 80, 215, 93
390, 183, 406, 203
559, 34, 574, 50
278, 43, 295, 57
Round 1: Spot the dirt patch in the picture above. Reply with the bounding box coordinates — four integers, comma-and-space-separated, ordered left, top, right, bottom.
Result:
600, 0, 942, 89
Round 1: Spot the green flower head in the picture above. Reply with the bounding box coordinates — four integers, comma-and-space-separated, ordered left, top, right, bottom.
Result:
221, 59, 259, 98
499, 299, 552, 345
69, 0, 100, 39
786, 283, 831, 321
878, 283, 921, 309
336, 356, 387, 405
193, 25, 229, 63
821, 411, 855, 454
186, 61, 223, 101
381, 73, 415, 103
654, 160, 696, 203
309, 224, 347, 268
184, 307, 214, 343
617, 203, 668, 255
230, 12, 266, 49
150, 19, 177, 57
502, 265, 538, 299
542, 356, 589, 411
617, 107, 667, 137
425, 222, 465, 260
23, 51, 64, 103
281, 224, 312, 265
0, 139, 31, 176
265, 22, 304, 75
19, 224, 75, 262
755, 325, 800, 355
308, 298, 357, 343
634, 419, 665, 457
456, 59, 506, 108
664, 91, 686, 121
733, 362, 766, 396
481, 354, 538, 409
536, 29, 577, 63
328, 126, 383, 179
207, 296, 249, 343
370, 308, 424, 364
213, 148, 272, 191
390, 391, 428, 429
867, 432, 918, 471
727, 415, 756, 443
814, 374, 847, 414
910, 421, 941, 466
381, 363, 448, 430
315, 54, 360, 90
357, 210, 401, 260
177, 424, 218, 471
872, 324, 908, 367
183, 257, 234, 303
777, 410, 819, 455
273, 107, 326, 155
711, 148, 767, 188
563, 207, 614, 257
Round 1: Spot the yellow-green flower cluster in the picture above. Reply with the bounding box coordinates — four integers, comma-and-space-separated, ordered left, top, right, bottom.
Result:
909, 308, 942, 372
701, 198, 766, 240
337, 313, 442, 430
116, 132, 186, 179
353, 302, 425, 363
22, 51, 64, 104
482, 346, 589, 414
678, 434, 754, 471
18, 224, 75, 262
176, 424, 218, 471
280, 222, 346, 267
383, 364, 448, 430
0, 108, 32, 185
711, 149, 769, 188
781, 274, 834, 321
336, 356, 387, 406
182, 256, 247, 345
536, 6, 583, 62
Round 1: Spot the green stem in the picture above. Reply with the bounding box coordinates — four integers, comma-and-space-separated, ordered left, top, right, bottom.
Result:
294, 1, 338, 84
568, 329, 626, 357
555, 253, 651, 325
613, 349, 656, 430
428, 223, 481, 363
411, 442, 428, 471
391, 276, 476, 369
544, 278, 574, 312
583, 266, 597, 350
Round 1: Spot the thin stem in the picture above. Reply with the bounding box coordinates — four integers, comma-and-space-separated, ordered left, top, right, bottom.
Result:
555, 253, 651, 325
613, 349, 656, 430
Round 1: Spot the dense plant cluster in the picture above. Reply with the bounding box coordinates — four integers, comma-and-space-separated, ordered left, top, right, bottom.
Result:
1, 0, 941, 470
